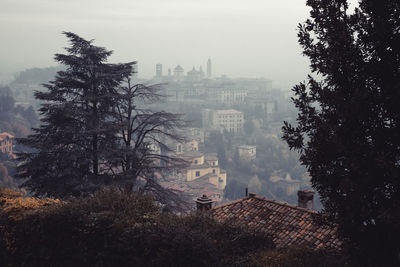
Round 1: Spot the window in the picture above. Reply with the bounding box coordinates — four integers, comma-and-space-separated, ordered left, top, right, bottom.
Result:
196, 171, 200, 177
212, 169, 216, 174
194, 159, 198, 164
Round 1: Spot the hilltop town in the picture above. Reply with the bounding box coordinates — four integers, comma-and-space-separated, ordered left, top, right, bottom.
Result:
1, 59, 311, 210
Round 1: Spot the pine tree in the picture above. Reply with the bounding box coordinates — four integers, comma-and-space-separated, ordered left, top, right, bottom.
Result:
282, 0, 400, 265
17, 32, 133, 197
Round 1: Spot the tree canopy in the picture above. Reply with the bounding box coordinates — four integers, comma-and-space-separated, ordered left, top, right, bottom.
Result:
17, 32, 184, 199
283, 0, 400, 265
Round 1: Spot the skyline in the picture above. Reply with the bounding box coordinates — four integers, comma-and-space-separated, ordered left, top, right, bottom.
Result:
1, 0, 358, 89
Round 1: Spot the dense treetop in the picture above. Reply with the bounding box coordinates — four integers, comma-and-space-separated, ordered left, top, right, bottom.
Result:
283, 0, 400, 265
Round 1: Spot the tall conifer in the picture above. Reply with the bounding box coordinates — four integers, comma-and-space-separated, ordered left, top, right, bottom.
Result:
17, 32, 133, 197
283, 0, 400, 265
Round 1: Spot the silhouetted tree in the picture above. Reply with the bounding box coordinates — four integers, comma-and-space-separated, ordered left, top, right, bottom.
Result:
111, 75, 188, 211
283, 0, 400, 265
17, 32, 186, 203
17, 32, 133, 197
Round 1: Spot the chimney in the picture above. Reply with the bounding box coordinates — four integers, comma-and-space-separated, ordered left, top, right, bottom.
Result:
195, 194, 213, 212
297, 190, 315, 210
245, 187, 248, 197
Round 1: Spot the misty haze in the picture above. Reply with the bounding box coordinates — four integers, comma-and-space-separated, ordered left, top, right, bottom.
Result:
1, 0, 399, 266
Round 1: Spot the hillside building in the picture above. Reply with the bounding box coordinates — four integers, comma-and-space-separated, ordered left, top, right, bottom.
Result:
180, 152, 226, 190
0, 132, 14, 158
202, 109, 244, 134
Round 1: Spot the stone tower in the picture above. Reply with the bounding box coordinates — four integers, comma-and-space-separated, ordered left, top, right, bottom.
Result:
207, 58, 212, 78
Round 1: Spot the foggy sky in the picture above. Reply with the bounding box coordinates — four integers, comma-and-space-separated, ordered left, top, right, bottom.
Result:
0, 0, 358, 89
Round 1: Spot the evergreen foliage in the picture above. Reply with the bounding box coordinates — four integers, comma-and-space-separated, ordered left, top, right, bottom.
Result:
282, 0, 400, 265
17, 32, 133, 197
17, 32, 184, 199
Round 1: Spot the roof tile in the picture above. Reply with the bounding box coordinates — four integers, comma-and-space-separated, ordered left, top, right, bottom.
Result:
211, 195, 341, 250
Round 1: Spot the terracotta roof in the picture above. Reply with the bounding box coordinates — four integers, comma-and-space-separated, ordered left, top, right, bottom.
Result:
211, 195, 341, 250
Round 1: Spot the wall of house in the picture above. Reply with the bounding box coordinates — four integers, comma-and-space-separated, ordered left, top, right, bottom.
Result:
190, 155, 204, 165
185, 140, 198, 152
215, 111, 243, 134
0, 137, 13, 154
186, 166, 213, 181
185, 165, 226, 190
206, 159, 219, 167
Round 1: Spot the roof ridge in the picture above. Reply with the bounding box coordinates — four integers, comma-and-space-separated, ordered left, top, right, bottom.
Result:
212, 197, 250, 209
252, 195, 319, 214
213, 195, 319, 214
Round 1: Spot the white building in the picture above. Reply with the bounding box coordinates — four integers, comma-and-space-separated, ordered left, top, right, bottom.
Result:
215, 87, 247, 105
202, 109, 244, 134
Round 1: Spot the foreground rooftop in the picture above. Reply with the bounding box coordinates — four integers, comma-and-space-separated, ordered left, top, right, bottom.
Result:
211, 194, 341, 250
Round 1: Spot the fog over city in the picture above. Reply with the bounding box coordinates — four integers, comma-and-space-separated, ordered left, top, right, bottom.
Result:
3, 0, 400, 265
0, 0, 356, 88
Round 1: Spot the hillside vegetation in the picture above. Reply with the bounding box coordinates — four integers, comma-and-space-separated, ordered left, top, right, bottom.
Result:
0, 187, 346, 267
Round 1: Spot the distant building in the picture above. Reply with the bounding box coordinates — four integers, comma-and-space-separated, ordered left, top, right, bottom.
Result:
186, 66, 204, 82
207, 58, 212, 78
238, 145, 256, 160
173, 65, 184, 77
215, 87, 247, 105
202, 109, 244, 134
180, 152, 226, 190
155, 63, 163, 78
160, 130, 226, 204
176, 140, 199, 154
0, 132, 14, 158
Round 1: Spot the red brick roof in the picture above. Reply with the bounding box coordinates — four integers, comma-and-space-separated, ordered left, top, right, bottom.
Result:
211, 195, 341, 250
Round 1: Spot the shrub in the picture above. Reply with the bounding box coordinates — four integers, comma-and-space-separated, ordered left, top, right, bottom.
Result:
1, 187, 273, 266
249, 246, 350, 267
